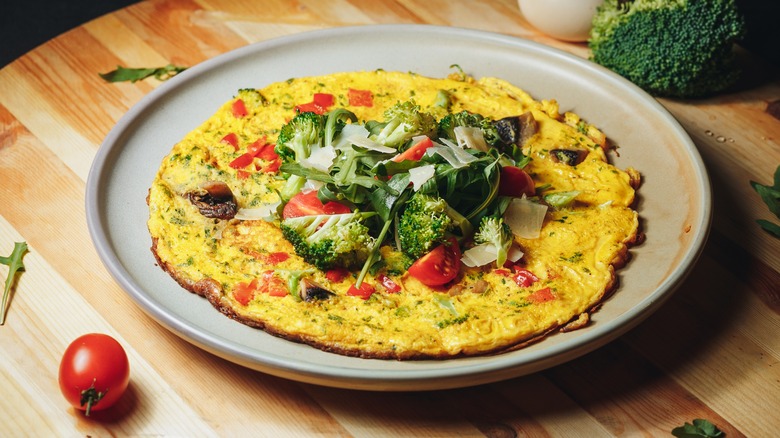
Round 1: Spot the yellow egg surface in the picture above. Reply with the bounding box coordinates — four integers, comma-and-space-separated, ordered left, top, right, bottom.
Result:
147, 70, 641, 359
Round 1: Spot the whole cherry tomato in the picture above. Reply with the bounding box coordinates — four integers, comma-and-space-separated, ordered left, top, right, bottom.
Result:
498, 166, 535, 198
58, 333, 130, 416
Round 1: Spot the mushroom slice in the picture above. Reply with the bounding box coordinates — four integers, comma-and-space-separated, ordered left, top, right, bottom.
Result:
299, 277, 335, 302
186, 181, 238, 220
494, 112, 538, 147
550, 149, 588, 166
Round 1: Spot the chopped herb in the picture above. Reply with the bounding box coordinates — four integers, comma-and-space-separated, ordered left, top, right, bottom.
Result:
436, 314, 469, 329
99, 64, 187, 83
395, 306, 411, 317
750, 165, 780, 237
560, 251, 583, 263
327, 314, 345, 323
672, 419, 724, 438
1, 242, 28, 325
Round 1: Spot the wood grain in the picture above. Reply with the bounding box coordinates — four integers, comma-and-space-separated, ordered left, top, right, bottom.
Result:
1, 0, 778, 435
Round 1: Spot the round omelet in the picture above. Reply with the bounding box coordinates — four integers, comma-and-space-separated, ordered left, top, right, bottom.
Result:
147, 70, 641, 359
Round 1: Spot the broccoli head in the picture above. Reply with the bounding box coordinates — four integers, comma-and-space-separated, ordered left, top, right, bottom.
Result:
397, 192, 473, 259
438, 111, 502, 148
280, 212, 377, 271
589, 0, 746, 98
473, 216, 513, 268
275, 111, 326, 163
369, 100, 437, 148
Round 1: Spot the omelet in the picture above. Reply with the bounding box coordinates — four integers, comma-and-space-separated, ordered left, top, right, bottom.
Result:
147, 70, 641, 359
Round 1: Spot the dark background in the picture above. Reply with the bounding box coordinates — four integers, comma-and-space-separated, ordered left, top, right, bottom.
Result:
2, 0, 138, 67
2, 1, 778, 69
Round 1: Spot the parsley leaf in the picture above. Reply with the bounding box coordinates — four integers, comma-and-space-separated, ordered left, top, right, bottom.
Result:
0, 241, 28, 325
672, 419, 724, 438
750, 164, 780, 237
99, 64, 187, 83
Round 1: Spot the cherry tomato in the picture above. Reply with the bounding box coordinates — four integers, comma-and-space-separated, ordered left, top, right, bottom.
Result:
408, 238, 462, 286
282, 190, 351, 219
347, 282, 376, 300
59, 334, 130, 416
498, 166, 535, 198
392, 137, 434, 162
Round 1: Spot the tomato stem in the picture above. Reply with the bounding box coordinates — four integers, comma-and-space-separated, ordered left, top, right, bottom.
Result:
80, 379, 107, 416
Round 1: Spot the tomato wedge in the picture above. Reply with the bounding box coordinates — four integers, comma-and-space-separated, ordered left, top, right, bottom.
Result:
408, 238, 461, 286
498, 166, 535, 198
282, 190, 351, 219
392, 137, 434, 162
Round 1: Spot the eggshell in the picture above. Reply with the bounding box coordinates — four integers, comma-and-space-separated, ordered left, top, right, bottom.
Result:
518, 0, 603, 42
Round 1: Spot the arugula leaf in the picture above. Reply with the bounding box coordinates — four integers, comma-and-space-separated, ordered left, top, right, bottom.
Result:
750, 165, 780, 237
0, 241, 28, 325
671, 419, 724, 438
99, 64, 187, 83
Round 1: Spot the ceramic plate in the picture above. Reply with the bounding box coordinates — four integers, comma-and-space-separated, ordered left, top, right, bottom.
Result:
86, 25, 710, 391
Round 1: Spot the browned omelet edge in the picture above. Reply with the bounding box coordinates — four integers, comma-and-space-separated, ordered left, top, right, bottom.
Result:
148, 184, 644, 360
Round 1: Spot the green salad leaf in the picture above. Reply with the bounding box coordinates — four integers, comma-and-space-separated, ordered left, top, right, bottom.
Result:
99, 64, 187, 83
1, 241, 28, 325
750, 164, 780, 237
672, 419, 724, 438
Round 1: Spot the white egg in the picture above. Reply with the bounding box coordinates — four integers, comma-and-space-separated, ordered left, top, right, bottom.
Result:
518, 0, 604, 42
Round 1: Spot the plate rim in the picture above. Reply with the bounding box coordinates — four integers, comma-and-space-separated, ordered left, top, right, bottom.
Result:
86, 23, 711, 390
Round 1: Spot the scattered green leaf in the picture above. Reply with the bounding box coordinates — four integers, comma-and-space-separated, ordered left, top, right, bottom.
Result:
750, 164, 780, 237
0, 241, 28, 325
672, 419, 724, 438
99, 64, 187, 83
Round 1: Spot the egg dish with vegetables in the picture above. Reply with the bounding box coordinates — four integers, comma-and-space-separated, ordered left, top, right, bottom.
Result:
147, 68, 642, 359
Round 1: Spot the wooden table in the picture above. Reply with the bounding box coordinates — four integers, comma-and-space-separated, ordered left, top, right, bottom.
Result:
1, 0, 778, 435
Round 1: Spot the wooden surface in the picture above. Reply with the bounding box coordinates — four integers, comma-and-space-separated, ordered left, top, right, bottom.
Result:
1, 0, 779, 435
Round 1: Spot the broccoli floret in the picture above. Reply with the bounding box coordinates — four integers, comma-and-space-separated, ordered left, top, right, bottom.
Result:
275, 112, 326, 200
473, 216, 513, 268
275, 111, 325, 163
397, 192, 472, 259
369, 100, 437, 148
437, 111, 502, 148
280, 212, 377, 270
589, 0, 746, 98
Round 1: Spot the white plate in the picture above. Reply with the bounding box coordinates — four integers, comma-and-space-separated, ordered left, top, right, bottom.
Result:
86, 25, 710, 391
